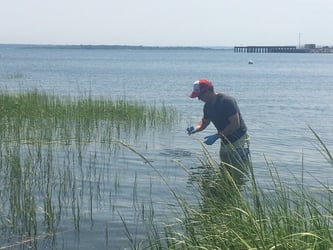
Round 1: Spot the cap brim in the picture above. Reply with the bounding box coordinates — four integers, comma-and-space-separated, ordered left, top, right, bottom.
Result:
189, 91, 200, 98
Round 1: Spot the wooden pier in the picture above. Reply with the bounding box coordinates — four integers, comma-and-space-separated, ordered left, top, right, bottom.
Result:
234, 46, 298, 53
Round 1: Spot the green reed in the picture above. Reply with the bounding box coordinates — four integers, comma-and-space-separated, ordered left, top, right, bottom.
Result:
0, 90, 179, 144
118, 129, 333, 249
0, 90, 179, 248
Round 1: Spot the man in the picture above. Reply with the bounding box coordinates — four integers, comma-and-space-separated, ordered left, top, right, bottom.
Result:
187, 79, 250, 176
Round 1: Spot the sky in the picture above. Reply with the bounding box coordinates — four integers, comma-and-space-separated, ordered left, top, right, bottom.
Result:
1, 0, 332, 47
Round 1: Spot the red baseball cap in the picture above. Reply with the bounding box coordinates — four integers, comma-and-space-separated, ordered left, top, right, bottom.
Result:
189, 79, 213, 98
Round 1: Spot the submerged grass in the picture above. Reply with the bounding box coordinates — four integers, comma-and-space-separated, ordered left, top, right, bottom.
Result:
0, 90, 180, 248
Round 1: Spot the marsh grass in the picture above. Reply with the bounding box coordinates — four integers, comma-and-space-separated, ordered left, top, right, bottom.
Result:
119, 130, 333, 249
0, 90, 179, 248
2, 90, 333, 249
0, 90, 178, 145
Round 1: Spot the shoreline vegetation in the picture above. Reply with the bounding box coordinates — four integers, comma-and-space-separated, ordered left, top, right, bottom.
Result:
1, 90, 333, 249
121, 128, 333, 249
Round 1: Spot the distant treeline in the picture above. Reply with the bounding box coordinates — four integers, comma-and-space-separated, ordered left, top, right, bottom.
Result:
0, 44, 231, 50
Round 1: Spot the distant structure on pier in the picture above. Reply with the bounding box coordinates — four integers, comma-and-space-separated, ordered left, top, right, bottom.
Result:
234, 44, 333, 53
234, 46, 300, 53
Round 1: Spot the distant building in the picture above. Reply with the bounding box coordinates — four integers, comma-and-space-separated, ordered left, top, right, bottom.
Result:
304, 44, 316, 49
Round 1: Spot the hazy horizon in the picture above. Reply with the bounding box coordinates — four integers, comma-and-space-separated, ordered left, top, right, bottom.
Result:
1, 0, 332, 47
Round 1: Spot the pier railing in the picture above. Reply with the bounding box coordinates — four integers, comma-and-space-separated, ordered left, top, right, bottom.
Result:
234, 46, 298, 53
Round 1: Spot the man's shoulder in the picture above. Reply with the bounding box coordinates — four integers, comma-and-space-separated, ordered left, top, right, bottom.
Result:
217, 93, 231, 102
218, 93, 235, 102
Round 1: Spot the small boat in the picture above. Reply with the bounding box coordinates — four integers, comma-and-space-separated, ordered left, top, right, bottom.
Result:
248, 60, 254, 64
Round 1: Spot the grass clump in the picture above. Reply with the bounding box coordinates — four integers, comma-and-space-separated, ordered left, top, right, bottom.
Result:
0, 90, 180, 248
133, 130, 333, 249
0, 90, 179, 144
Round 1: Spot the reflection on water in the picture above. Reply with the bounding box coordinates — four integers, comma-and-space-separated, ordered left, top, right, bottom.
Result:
159, 148, 193, 158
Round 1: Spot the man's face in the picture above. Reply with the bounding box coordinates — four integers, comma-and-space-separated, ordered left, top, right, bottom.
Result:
198, 89, 209, 102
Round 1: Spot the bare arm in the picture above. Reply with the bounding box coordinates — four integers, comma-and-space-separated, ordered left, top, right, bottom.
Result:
192, 118, 210, 134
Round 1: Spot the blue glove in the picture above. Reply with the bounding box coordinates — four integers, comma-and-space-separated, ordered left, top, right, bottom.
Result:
186, 126, 195, 135
203, 134, 219, 145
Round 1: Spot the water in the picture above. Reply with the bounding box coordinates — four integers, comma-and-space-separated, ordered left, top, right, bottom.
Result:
1, 44, 333, 248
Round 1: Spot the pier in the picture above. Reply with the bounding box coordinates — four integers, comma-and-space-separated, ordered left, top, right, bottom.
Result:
234, 46, 298, 53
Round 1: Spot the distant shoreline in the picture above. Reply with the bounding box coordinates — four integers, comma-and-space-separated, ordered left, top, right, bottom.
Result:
2, 44, 331, 53
0, 44, 232, 50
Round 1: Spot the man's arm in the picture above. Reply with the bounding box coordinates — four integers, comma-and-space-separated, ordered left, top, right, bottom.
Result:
193, 118, 210, 133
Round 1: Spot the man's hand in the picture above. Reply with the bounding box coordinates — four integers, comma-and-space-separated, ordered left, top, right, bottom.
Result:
186, 126, 195, 135
203, 134, 218, 145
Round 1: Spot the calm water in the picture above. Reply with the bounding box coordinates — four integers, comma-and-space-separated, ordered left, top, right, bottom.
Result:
1, 44, 333, 249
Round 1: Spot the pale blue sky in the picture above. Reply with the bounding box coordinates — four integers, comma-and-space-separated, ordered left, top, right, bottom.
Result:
1, 0, 332, 46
